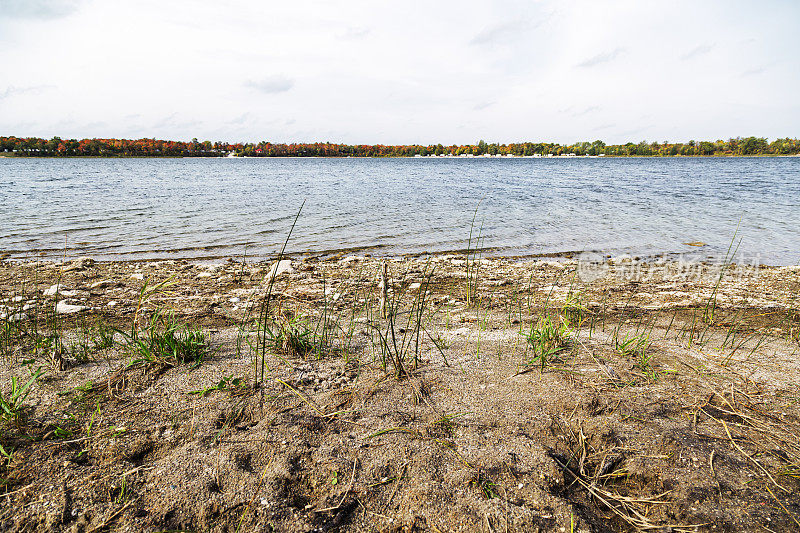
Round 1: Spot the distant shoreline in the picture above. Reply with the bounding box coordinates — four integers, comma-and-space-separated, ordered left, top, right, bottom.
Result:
3, 135, 798, 157
2, 153, 798, 159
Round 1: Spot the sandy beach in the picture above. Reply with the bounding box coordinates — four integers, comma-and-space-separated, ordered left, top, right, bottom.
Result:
1, 254, 799, 531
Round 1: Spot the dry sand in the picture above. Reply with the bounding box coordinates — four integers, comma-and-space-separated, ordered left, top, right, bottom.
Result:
0, 255, 799, 532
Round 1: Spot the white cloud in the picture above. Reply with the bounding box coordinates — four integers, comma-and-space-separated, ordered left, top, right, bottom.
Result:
680, 43, 714, 61
469, 21, 532, 46
576, 47, 626, 68
0, 84, 56, 99
244, 76, 295, 95
0, 0, 82, 19
0, 0, 797, 144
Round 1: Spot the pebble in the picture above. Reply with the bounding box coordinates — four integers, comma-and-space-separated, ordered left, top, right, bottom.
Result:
56, 302, 88, 314
0, 311, 26, 321
130, 273, 144, 280
62, 257, 94, 272
266, 259, 294, 280
43, 284, 77, 297
540, 260, 565, 270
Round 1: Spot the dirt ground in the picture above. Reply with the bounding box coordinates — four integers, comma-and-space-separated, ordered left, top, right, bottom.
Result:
1, 254, 799, 532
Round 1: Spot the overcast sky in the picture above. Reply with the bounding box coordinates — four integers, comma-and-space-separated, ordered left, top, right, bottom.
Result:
1, 0, 798, 145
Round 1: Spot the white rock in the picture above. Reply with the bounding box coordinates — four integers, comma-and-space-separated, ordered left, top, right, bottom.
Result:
107, 301, 117, 307
265, 259, 294, 280
197, 272, 212, 278
44, 284, 77, 297
62, 257, 95, 272
130, 273, 144, 280
540, 260, 565, 270
229, 297, 241, 303
610, 254, 633, 264
90, 280, 113, 289
408, 282, 422, 290
12, 296, 23, 303
56, 302, 88, 314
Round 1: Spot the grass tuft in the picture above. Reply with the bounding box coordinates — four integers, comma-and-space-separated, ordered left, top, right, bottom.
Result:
122, 310, 208, 369
523, 315, 572, 371
262, 314, 316, 358
0, 368, 42, 427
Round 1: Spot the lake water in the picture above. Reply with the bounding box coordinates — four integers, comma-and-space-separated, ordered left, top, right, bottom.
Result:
1, 157, 798, 265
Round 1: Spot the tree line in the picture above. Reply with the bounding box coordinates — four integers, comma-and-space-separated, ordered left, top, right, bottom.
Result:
2, 135, 798, 158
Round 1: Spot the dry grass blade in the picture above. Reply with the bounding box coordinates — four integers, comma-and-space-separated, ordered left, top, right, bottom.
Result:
717, 417, 789, 493
86, 498, 138, 533
316, 458, 359, 513
274, 378, 357, 419
765, 485, 800, 528
549, 454, 697, 532
236, 456, 274, 533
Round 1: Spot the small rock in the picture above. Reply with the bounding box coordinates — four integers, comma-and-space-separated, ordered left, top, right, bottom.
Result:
265, 259, 294, 280
44, 284, 77, 297
62, 257, 95, 273
610, 254, 633, 264
408, 282, 422, 290
540, 260, 565, 270
107, 301, 117, 307
89, 280, 113, 289
56, 302, 88, 314
229, 297, 241, 303
130, 273, 144, 280
339, 255, 362, 265
197, 272, 212, 278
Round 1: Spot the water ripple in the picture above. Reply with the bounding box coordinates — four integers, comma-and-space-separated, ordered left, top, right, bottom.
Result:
1, 157, 798, 264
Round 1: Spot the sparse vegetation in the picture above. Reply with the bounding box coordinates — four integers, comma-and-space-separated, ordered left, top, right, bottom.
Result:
523, 315, 572, 371
122, 310, 208, 369
0, 368, 41, 427
1, 251, 799, 531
